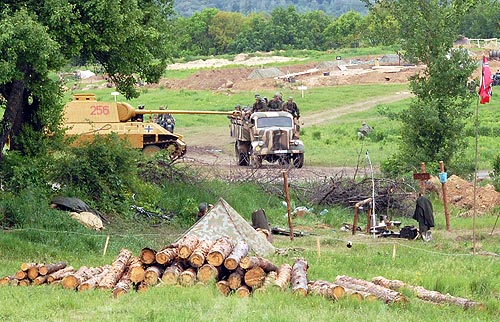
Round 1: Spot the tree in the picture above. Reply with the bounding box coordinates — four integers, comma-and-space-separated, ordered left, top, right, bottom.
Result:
208, 11, 246, 54
363, 0, 479, 172
324, 11, 363, 48
0, 0, 175, 160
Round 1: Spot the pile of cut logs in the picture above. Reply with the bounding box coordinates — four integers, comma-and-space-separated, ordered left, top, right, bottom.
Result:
0, 235, 482, 309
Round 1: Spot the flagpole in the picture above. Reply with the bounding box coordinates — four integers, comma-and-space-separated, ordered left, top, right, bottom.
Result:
472, 97, 479, 255
473, 54, 492, 254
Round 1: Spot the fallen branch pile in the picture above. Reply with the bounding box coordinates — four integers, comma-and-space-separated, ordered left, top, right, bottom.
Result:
301, 177, 417, 217
0, 236, 482, 309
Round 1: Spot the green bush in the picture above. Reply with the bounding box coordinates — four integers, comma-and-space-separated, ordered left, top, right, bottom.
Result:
491, 153, 500, 192
52, 134, 141, 214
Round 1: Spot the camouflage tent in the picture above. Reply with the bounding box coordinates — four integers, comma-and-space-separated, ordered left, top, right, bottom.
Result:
248, 67, 284, 80
177, 198, 275, 256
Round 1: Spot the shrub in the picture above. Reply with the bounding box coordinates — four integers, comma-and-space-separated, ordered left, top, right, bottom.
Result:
52, 134, 141, 214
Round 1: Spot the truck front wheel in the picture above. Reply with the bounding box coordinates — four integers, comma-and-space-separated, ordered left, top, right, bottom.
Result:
293, 154, 304, 168
235, 141, 249, 166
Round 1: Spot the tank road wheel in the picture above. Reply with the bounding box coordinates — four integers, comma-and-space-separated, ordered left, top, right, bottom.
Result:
293, 154, 304, 169
250, 155, 262, 168
164, 142, 184, 161
142, 145, 161, 155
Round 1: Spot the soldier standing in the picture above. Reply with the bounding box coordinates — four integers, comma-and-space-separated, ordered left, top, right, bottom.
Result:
252, 95, 266, 113
282, 97, 300, 118
267, 94, 283, 111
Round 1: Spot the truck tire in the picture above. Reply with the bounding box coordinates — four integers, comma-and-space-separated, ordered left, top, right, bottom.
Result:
293, 154, 304, 168
235, 141, 249, 166
250, 155, 262, 168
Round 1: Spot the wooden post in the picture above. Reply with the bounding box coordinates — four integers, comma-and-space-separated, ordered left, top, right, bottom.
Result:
316, 237, 321, 258
439, 161, 451, 231
352, 198, 372, 235
366, 208, 372, 233
103, 235, 110, 257
283, 170, 294, 241
412, 163, 430, 196
420, 162, 426, 195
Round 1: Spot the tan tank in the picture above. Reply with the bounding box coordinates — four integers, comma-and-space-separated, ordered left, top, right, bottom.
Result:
63, 93, 231, 159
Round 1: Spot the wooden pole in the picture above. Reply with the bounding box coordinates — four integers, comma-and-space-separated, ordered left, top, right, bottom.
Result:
420, 162, 426, 195
392, 243, 397, 261
439, 161, 451, 232
316, 237, 321, 258
103, 235, 110, 257
472, 97, 480, 255
283, 170, 294, 241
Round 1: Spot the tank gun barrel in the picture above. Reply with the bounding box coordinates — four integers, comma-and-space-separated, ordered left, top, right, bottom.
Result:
137, 109, 233, 115
117, 102, 232, 122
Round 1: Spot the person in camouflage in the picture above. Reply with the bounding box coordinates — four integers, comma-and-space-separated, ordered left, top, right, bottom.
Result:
252, 95, 266, 113
267, 94, 282, 111
282, 97, 300, 118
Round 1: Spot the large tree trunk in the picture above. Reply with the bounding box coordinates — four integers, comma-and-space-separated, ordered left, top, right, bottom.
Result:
308, 280, 345, 300
179, 267, 197, 286
372, 276, 482, 309
223, 241, 249, 270
79, 266, 111, 291
244, 266, 266, 288
27, 264, 43, 280
228, 267, 245, 290
291, 259, 309, 296
129, 257, 146, 284
99, 248, 132, 289
161, 262, 185, 285
216, 280, 231, 296
240, 256, 277, 272
139, 247, 157, 265
236, 285, 251, 298
47, 266, 75, 284
189, 239, 213, 268
0, 80, 25, 160
39, 262, 67, 276
335, 275, 406, 304
20, 262, 38, 272
15, 270, 27, 280
155, 247, 178, 266
113, 264, 133, 298
0, 275, 16, 285
178, 235, 200, 259
62, 266, 104, 290
274, 263, 292, 289
197, 263, 225, 284
33, 275, 48, 285
207, 237, 234, 267
144, 265, 165, 286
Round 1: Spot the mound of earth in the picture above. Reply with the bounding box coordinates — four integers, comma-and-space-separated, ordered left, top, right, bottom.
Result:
438, 175, 500, 215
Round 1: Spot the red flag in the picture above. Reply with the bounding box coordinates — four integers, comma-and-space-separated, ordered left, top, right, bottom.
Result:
479, 56, 492, 104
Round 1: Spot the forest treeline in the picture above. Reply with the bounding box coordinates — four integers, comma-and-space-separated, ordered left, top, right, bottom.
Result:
173, 0, 367, 17
168, 2, 500, 57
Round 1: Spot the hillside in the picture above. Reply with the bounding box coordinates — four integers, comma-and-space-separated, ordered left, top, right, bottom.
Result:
174, 0, 368, 17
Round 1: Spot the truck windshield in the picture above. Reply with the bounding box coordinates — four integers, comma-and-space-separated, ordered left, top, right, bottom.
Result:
256, 116, 292, 128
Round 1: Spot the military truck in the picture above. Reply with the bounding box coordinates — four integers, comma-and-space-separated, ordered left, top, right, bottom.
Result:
229, 110, 304, 168
64, 93, 230, 160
